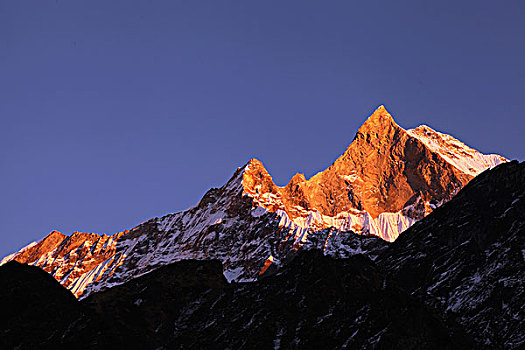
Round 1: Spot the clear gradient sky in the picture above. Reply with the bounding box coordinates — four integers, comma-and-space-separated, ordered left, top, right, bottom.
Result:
1, 1, 524, 257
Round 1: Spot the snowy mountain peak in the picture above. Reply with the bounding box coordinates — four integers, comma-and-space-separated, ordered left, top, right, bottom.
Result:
1, 106, 508, 299
407, 124, 507, 176
241, 158, 278, 196
244, 157, 265, 169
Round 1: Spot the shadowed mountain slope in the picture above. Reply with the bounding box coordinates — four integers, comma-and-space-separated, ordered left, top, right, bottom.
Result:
0, 252, 474, 349
378, 161, 525, 348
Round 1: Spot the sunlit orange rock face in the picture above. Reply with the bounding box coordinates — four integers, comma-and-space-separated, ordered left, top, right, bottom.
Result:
278, 106, 471, 219
241, 106, 505, 245
8, 230, 126, 292
241, 106, 472, 225
12, 230, 66, 264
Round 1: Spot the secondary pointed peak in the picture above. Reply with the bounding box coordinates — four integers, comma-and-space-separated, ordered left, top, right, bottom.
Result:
241, 158, 268, 174
239, 158, 279, 197
246, 158, 263, 167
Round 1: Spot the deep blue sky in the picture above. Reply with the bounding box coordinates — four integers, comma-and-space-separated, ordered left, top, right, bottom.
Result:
1, 1, 524, 257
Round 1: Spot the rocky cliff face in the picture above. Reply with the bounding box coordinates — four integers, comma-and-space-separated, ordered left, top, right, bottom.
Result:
1, 230, 127, 294
280, 106, 469, 219
1, 106, 506, 298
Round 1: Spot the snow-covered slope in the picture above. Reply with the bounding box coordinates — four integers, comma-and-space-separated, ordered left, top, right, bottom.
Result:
1, 105, 507, 298
407, 125, 506, 176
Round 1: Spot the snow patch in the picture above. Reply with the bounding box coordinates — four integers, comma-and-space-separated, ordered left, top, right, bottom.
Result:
407, 125, 506, 176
